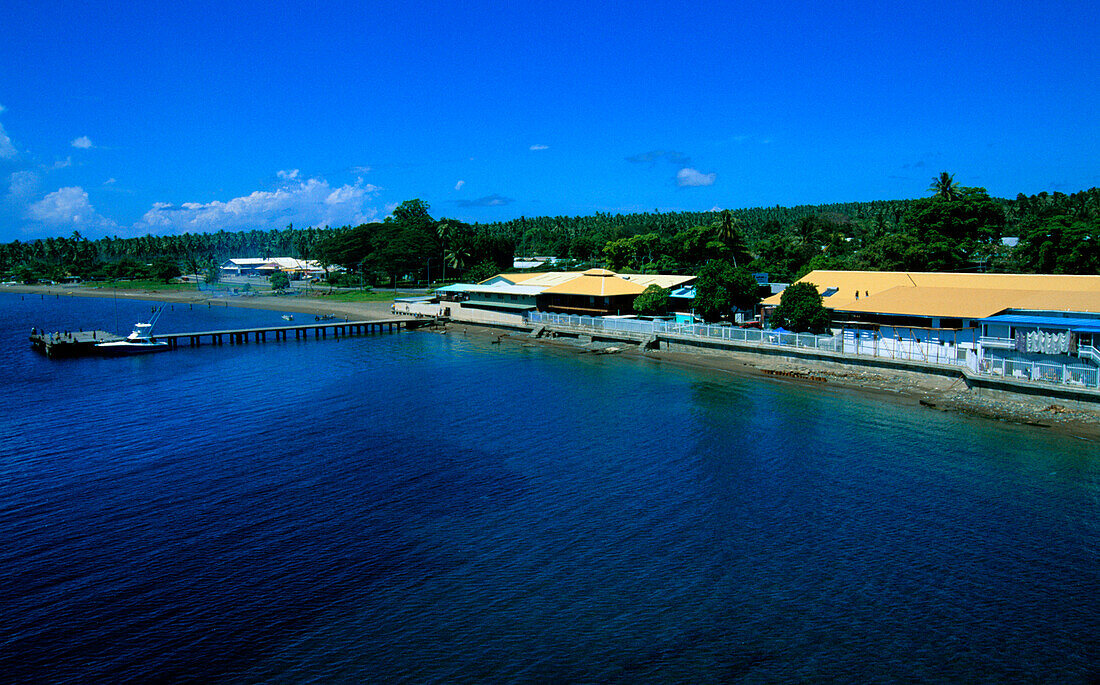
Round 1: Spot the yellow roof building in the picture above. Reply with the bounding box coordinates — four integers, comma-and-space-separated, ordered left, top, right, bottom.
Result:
762, 271, 1100, 320
482, 269, 695, 297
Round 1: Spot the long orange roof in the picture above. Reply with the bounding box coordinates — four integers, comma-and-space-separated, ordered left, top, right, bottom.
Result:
480, 269, 695, 297
761, 270, 1100, 318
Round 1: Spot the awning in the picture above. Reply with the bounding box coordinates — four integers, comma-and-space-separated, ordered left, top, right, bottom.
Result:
464, 301, 536, 311
980, 314, 1100, 333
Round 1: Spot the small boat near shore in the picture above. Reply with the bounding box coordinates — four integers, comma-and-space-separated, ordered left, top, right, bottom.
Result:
95, 308, 169, 355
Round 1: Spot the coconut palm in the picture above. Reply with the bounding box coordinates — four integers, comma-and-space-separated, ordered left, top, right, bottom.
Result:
714, 209, 750, 267
436, 219, 458, 284
928, 172, 960, 200
445, 245, 471, 271
714, 210, 738, 244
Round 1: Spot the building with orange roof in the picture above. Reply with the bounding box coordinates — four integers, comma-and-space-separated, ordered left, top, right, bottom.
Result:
763, 270, 1100, 378
442, 269, 696, 317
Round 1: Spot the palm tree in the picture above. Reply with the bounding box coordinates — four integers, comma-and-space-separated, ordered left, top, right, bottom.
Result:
714, 210, 749, 267
445, 245, 471, 272
928, 172, 960, 200
712, 210, 739, 245
437, 220, 458, 284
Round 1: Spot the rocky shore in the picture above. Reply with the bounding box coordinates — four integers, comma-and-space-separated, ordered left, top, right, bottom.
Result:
454, 322, 1100, 440
11, 283, 1098, 439
2, 283, 397, 320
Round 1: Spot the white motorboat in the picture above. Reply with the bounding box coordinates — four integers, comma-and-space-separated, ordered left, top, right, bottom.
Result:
95, 308, 169, 355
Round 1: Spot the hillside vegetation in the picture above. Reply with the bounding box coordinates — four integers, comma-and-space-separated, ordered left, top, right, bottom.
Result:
3, 179, 1098, 285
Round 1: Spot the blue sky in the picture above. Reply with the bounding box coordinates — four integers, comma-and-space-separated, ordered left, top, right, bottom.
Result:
1, 0, 1097, 241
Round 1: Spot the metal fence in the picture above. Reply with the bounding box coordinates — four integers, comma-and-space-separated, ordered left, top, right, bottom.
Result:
981, 353, 1100, 389
528, 312, 844, 351
528, 312, 1100, 391
843, 331, 968, 366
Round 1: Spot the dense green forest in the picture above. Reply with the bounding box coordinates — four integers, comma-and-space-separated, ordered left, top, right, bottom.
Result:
2, 179, 1098, 285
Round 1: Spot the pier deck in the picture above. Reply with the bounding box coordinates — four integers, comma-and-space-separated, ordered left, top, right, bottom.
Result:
30, 317, 435, 358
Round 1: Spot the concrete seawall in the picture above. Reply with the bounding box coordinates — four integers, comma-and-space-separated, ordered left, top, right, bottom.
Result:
529, 321, 1100, 413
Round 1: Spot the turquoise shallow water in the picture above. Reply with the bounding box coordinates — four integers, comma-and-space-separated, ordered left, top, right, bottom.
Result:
1, 292, 1099, 683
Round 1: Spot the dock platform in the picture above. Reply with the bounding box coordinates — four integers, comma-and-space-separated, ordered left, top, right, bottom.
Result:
30, 317, 435, 358
30, 330, 124, 357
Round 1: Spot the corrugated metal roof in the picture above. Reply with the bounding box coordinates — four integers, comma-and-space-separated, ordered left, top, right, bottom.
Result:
833, 287, 1016, 318
464, 301, 536, 311
623, 274, 696, 289
464, 284, 543, 296
475, 270, 695, 298
520, 272, 587, 286
541, 274, 647, 297
980, 314, 1100, 333
761, 270, 1100, 318
435, 283, 479, 292
222, 257, 323, 270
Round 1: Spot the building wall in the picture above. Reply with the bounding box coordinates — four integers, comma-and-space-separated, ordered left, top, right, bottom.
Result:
538, 293, 637, 315
393, 301, 441, 317
466, 293, 537, 308
445, 302, 528, 328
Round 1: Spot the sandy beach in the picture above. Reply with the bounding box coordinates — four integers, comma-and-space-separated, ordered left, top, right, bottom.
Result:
2, 283, 398, 321
10, 282, 1099, 438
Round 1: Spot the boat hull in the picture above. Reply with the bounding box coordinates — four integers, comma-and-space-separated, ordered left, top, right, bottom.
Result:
93, 341, 170, 356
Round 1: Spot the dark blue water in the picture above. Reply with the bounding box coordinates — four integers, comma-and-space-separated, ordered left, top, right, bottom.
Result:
2, 293, 1099, 683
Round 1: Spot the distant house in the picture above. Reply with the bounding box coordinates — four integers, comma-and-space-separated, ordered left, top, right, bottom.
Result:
220, 258, 330, 278
668, 285, 696, 312
512, 255, 563, 270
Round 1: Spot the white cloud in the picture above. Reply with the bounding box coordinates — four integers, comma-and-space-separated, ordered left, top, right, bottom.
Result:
454, 180, 465, 191
104, 177, 117, 185
351, 165, 372, 174
137, 173, 381, 233
8, 171, 39, 200
27, 186, 115, 229
529, 144, 549, 151
51, 156, 73, 169
71, 136, 93, 149
0, 105, 16, 159
676, 167, 716, 187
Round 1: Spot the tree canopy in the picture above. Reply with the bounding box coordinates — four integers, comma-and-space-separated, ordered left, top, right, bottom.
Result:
692, 261, 761, 322
2, 184, 1099, 285
771, 282, 831, 334
633, 284, 670, 315
269, 271, 290, 290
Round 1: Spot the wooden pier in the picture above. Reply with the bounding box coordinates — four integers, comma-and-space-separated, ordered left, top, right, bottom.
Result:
30, 330, 124, 357
30, 318, 435, 358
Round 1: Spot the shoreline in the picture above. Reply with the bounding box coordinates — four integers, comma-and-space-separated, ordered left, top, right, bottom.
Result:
451, 321, 1100, 440
3, 283, 398, 321
11, 284, 1099, 438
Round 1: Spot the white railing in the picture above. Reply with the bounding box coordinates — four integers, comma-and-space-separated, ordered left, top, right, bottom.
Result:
528, 313, 861, 360
528, 312, 1100, 392
981, 353, 1100, 389
1078, 344, 1100, 366
979, 336, 1016, 349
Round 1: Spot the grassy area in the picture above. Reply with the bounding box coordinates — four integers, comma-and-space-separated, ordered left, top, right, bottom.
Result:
300, 289, 401, 303
85, 279, 218, 292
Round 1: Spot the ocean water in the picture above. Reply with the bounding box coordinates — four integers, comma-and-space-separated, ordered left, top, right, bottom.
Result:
2, 292, 1099, 683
